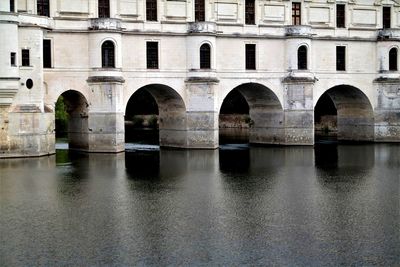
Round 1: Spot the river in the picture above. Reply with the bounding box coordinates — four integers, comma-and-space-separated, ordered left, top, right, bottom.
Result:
0, 141, 399, 266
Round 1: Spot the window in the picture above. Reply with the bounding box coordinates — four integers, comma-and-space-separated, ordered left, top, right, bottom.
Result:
101, 41, 115, 68
43, 40, 52, 68
37, 0, 50, 17
245, 44, 256, 70
147, 42, 159, 69
389, 48, 397, 71
336, 4, 345, 28
10, 52, 16, 66
200, 44, 211, 69
292, 3, 301, 25
195, 0, 205, 22
297, 45, 307, 70
336, 46, 346, 71
22, 49, 30, 66
383, 7, 391, 29
245, 0, 255, 25
98, 0, 110, 18
146, 0, 157, 21
10, 0, 15, 12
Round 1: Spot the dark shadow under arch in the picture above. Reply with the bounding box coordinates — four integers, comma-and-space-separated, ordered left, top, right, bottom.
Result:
315, 85, 374, 142
219, 83, 284, 145
125, 84, 187, 147
55, 90, 89, 150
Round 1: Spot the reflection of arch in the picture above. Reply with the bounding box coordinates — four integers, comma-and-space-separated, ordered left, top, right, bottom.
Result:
315, 85, 374, 141
125, 84, 187, 147
101, 40, 115, 68
389, 47, 398, 71
55, 90, 89, 150
219, 83, 284, 144
200, 43, 211, 69
297, 45, 307, 70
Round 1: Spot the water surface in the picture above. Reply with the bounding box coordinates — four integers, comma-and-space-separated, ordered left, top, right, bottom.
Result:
0, 143, 399, 266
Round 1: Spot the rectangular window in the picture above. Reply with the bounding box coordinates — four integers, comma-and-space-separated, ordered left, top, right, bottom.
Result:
245, 0, 255, 25
22, 49, 30, 67
37, 0, 50, 17
98, 0, 110, 18
43, 40, 52, 68
336, 46, 346, 71
146, 0, 157, 21
10, 52, 16, 66
10, 0, 15, 12
292, 3, 301, 25
147, 42, 159, 69
336, 4, 345, 28
383, 7, 391, 29
245, 44, 256, 70
195, 0, 205, 22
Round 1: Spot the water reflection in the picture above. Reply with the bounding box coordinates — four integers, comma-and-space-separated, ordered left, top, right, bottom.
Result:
0, 144, 399, 266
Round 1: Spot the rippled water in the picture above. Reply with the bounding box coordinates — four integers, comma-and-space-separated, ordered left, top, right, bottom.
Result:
0, 143, 399, 266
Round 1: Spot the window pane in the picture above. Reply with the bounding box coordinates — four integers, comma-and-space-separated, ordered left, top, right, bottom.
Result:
98, 0, 110, 18
246, 44, 256, 70
102, 41, 115, 68
245, 0, 255, 25
147, 42, 159, 69
389, 48, 397, 71
22, 49, 30, 66
336, 4, 345, 28
11, 52, 16, 66
37, 0, 50, 17
383, 7, 391, 29
195, 0, 205, 22
146, 0, 157, 21
43, 40, 52, 68
336, 46, 346, 71
298, 46, 307, 70
292, 3, 301, 25
200, 44, 211, 69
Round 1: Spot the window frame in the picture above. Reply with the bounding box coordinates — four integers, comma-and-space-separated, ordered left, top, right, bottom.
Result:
98, 0, 110, 18
21, 49, 30, 67
383, 6, 391, 29
195, 0, 205, 22
245, 43, 256, 70
101, 40, 115, 68
200, 43, 211, 69
146, 0, 158, 21
245, 0, 255, 25
43, 39, 52, 69
389, 47, 398, 71
336, 4, 345, 28
292, 2, 301, 25
297, 45, 308, 70
146, 41, 159, 69
37, 0, 50, 17
336, 46, 346, 71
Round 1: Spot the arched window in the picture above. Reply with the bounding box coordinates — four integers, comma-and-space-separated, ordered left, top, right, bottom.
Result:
102, 41, 115, 68
200, 44, 211, 69
297, 45, 307, 70
389, 47, 397, 71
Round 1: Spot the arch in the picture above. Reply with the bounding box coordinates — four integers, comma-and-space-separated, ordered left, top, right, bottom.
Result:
219, 83, 284, 144
389, 47, 397, 71
55, 90, 89, 150
314, 85, 374, 142
200, 43, 211, 69
297, 45, 308, 70
101, 40, 115, 68
125, 84, 187, 147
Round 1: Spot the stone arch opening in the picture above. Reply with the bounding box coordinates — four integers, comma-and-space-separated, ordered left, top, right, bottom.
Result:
219, 83, 284, 145
125, 84, 187, 148
315, 85, 374, 142
55, 90, 89, 150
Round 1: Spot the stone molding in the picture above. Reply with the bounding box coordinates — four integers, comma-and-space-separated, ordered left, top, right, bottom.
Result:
89, 18, 122, 31
87, 76, 125, 83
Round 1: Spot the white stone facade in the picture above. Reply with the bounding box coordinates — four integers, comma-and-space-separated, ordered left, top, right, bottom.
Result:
1, 0, 400, 157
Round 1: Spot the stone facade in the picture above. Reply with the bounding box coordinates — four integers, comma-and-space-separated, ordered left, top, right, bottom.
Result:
1, 0, 400, 157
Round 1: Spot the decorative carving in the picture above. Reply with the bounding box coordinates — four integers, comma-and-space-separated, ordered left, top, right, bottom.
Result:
285, 25, 312, 37
188, 22, 217, 34
89, 18, 121, 31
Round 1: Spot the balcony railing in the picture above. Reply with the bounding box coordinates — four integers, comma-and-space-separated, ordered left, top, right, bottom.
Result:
285, 25, 312, 37
188, 22, 216, 34
377, 28, 400, 40
89, 18, 121, 31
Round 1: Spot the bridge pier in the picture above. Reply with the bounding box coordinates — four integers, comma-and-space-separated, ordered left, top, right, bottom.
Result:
282, 77, 315, 145
86, 76, 125, 153
374, 78, 400, 141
